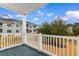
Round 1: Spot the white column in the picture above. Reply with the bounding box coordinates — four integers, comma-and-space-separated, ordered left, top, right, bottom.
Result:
22, 15, 27, 44
39, 33, 42, 51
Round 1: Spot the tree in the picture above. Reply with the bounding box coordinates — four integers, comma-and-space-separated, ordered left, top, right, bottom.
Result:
73, 23, 79, 35
37, 22, 52, 35
50, 18, 68, 35
37, 17, 68, 36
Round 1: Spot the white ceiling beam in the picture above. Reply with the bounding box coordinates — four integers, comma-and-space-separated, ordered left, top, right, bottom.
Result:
0, 3, 47, 15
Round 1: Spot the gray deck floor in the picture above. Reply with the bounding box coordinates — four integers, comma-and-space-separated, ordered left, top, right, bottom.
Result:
0, 45, 48, 56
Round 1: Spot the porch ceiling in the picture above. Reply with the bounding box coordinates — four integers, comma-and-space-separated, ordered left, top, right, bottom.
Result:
0, 3, 47, 15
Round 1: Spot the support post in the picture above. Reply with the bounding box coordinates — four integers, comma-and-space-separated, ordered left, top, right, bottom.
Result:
39, 33, 42, 51
22, 15, 27, 44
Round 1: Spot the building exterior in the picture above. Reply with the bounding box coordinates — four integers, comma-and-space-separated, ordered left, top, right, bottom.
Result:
0, 17, 38, 33
26, 22, 38, 33
67, 24, 73, 33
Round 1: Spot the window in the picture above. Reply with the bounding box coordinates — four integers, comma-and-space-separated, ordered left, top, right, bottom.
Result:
26, 29, 32, 33
33, 26, 36, 28
30, 30, 32, 32
0, 29, 2, 33
7, 24, 11, 27
0, 23, 2, 26
34, 29, 36, 32
16, 30, 19, 33
26, 24, 28, 28
26, 29, 29, 33
7, 30, 11, 33
16, 24, 19, 27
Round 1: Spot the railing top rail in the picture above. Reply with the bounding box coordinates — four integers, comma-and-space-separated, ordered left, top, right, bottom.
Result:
0, 33, 21, 35
42, 34, 79, 40
27, 33, 79, 40
27, 33, 39, 35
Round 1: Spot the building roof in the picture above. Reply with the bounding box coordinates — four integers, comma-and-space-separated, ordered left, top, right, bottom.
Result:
27, 22, 38, 27
67, 24, 73, 27
0, 17, 37, 26
0, 17, 21, 22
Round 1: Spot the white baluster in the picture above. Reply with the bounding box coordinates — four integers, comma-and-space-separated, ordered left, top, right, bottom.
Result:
48, 36, 50, 51
72, 38, 74, 56
63, 38, 65, 56
53, 37, 54, 54
67, 38, 69, 56
77, 37, 79, 56
56, 37, 58, 55
59, 38, 61, 56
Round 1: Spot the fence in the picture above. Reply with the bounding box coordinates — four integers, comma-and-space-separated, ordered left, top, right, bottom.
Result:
27, 33, 79, 56
0, 33, 22, 50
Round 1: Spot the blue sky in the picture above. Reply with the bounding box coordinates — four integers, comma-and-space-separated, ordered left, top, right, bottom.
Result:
0, 3, 79, 25
0, 7, 22, 20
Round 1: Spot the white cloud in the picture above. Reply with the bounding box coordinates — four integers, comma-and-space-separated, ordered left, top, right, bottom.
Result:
53, 16, 68, 21
33, 17, 39, 20
37, 10, 45, 16
47, 13, 53, 17
66, 10, 79, 19
60, 10, 79, 21
61, 16, 68, 21
14, 14, 21, 17
53, 16, 58, 20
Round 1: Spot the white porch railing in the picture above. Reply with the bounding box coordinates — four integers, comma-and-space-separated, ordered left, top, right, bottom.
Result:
0, 33, 79, 56
0, 33, 22, 50
27, 33, 39, 50
26, 33, 79, 56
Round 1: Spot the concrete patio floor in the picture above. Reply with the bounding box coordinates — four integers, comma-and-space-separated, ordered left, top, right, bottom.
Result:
0, 45, 48, 56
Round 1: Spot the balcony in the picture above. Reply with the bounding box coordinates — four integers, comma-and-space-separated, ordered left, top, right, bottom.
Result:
0, 3, 79, 56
